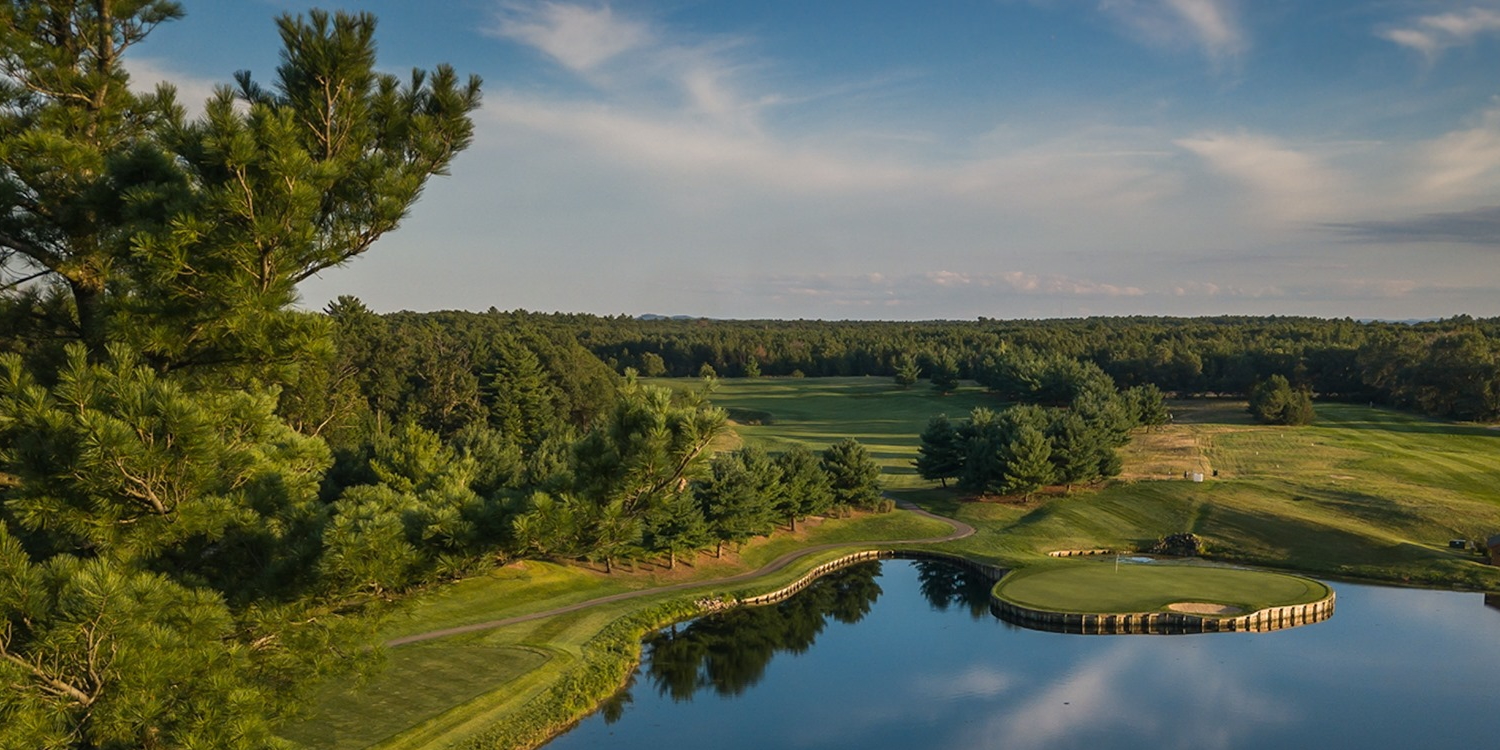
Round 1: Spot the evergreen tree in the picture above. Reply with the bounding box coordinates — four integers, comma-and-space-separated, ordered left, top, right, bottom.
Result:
739, 445, 788, 528
893, 353, 921, 388
1000, 425, 1055, 498
1249, 375, 1315, 425
1125, 383, 1171, 430
698, 454, 774, 557
1045, 410, 1104, 489
642, 491, 709, 569
821, 439, 882, 511
0, 536, 283, 750
0, 6, 481, 743
775, 444, 834, 529
571, 376, 726, 518
957, 407, 1004, 494
915, 414, 964, 488
0, 5, 481, 380
929, 352, 960, 394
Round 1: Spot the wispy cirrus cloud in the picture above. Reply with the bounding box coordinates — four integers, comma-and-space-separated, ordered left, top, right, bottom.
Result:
486, 2, 652, 73
486, 1, 766, 130
1098, 0, 1248, 63
1379, 6, 1500, 62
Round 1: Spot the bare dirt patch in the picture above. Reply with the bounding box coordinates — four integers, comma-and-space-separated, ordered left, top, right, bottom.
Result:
1167, 602, 1244, 616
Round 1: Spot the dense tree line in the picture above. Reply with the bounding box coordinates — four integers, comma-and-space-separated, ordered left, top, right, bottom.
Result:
503, 312, 1500, 422
513, 427, 882, 571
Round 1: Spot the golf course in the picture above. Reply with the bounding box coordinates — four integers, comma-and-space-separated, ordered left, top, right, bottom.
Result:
282, 376, 1500, 749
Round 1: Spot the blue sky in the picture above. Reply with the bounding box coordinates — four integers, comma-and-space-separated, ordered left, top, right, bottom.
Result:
128, 1, 1500, 320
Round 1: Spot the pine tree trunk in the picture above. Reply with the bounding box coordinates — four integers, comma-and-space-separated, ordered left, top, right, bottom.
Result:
668, 549, 676, 569
716, 539, 723, 558
789, 514, 797, 532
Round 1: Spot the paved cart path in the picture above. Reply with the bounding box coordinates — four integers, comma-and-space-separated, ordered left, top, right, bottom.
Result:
387, 501, 973, 647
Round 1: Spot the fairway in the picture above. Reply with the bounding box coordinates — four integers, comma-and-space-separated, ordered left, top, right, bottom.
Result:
656, 376, 998, 488
994, 560, 1330, 615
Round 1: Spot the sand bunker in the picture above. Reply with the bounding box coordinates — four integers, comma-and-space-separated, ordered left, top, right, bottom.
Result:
1167, 602, 1245, 616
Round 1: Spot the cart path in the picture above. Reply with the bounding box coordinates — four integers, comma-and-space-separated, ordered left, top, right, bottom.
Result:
386, 500, 972, 647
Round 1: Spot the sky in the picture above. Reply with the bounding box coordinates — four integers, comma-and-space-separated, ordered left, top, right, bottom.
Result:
127, 1, 1500, 320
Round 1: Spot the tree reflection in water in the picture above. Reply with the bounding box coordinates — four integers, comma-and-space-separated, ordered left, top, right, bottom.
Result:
633, 562, 885, 709
912, 560, 996, 620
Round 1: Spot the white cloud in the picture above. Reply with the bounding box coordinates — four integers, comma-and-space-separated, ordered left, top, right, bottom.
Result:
1415, 105, 1500, 199
488, 1, 767, 131
1098, 0, 1248, 62
1176, 132, 1348, 221
1380, 7, 1500, 62
482, 94, 913, 192
123, 57, 221, 119
487, 2, 652, 73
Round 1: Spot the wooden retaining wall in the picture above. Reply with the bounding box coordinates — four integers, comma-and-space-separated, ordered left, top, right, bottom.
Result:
1047, 549, 1115, 558
738, 550, 1008, 607
990, 591, 1336, 635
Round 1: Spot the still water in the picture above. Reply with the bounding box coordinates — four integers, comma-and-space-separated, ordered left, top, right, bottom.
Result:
543, 560, 1500, 750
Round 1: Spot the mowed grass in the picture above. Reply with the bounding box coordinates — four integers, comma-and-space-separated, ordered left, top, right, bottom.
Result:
656, 376, 998, 489
682, 380, 1500, 588
934, 400, 1500, 588
994, 561, 1330, 615
279, 509, 954, 750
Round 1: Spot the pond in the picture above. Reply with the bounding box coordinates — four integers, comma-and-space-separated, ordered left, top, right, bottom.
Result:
542, 559, 1500, 750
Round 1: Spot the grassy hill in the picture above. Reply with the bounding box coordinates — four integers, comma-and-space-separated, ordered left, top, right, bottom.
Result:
690, 377, 1500, 588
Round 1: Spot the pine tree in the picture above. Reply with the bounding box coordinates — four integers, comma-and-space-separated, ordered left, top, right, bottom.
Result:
821, 439, 882, 511
571, 376, 726, 518
0, 5, 481, 743
915, 414, 964, 487
699, 455, 774, 557
1045, 410, 1102, 489
893, 353, 921, 388
1, 5, 481, 381
642, 491, 709, 569
1000, 425, 1055, 499
1249, 375, 1315, 425
776, 444, 834, 528
929, 352, 961, 394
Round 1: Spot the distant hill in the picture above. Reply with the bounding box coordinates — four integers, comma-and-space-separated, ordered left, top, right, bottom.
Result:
638, 313, 703, 321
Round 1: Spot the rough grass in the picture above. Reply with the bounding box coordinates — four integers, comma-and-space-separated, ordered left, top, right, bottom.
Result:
993, 561, 1330, 615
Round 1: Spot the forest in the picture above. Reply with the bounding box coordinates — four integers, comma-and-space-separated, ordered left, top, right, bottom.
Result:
3, 2, 1500, 748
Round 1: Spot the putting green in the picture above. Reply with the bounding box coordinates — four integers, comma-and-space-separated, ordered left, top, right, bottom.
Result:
993, 561, 1330, 616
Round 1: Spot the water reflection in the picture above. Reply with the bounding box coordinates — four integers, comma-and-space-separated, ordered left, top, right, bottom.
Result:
640, 562, 884, 703
546, 561, 1500, 750
913, 559, 996, 619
